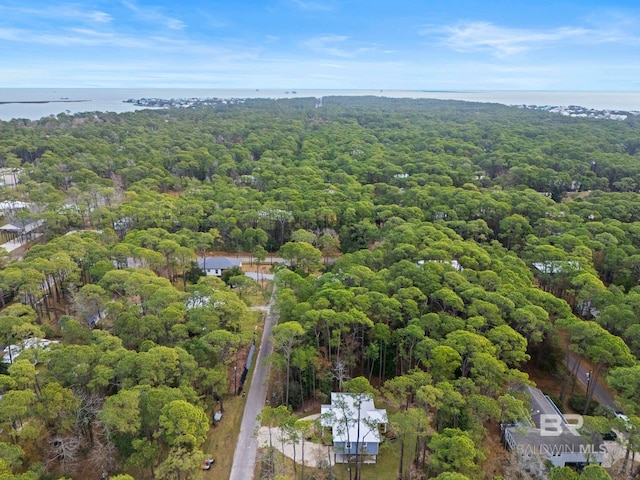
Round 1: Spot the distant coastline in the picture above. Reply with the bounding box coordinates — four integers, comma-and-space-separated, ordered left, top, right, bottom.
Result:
2, 89, 640, 121
0, 100, 89, 105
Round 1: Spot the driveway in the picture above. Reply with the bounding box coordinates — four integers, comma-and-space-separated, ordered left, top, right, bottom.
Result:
229, 287, 278, 480
255, 414, 335, 468
245, 272, 275, 281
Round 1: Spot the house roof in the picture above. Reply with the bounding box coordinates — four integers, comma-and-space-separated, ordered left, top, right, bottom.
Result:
505, 385, 603, 454
0, 201, 28, 211
0, 219, 39, 232
526, 385, 564, 429
532, 261, 581, 274
417, 259, 464, 272
2, 337, 59, 364
321, 392, 387, 444
0, 223, 23, 233
197, 256, 242, 270
505, 425, 601, 450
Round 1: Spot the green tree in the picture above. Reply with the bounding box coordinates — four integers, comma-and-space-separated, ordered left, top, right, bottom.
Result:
155, 446, 204, 480
158, 400, 208, 449
278, 241, 322, 274
428, 428, 482, 478
342, 377, 376, 480
99, 389, 141, 437
390, 407, 430, 480
272, 321, 305, 406
549, 467, 579, 480
579, 464, 611, 480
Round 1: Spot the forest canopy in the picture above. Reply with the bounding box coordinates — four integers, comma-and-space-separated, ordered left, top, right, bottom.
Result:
0, 96, 639, 479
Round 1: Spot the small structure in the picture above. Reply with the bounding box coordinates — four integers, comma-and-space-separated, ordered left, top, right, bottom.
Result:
113, 217, 133, 238
0, 167, 22, 188
320, 392, 388, 464
0, 200, 28, 214
502, 385, 604, 477
197, 257, 242, 277
2, 337, 59, 364
86, 309, 106, 328
0, 219, 44, 250
532, 261, 581, 275
418, 259, 464, 272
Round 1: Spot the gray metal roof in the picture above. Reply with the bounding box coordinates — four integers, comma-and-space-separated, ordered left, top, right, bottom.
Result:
197, 256, 242, 270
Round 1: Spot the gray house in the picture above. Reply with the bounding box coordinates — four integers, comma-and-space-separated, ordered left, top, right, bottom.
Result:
321, 392, 388, 464
197, 257, 242, 277
502, 385, 604, 477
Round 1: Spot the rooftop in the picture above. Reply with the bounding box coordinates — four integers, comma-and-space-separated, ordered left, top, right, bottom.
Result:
321, 392, 388, 444
197, 256, 242, 270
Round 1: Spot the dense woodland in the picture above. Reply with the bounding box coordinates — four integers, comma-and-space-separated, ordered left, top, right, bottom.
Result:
0, 96, 640, 479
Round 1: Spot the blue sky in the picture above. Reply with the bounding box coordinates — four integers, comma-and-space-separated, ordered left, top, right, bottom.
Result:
1, 0, 640, 89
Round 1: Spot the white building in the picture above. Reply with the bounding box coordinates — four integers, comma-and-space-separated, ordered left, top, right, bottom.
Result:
197, 257, 242, 277
2, 337, 59, 364
321, 393, 388, 464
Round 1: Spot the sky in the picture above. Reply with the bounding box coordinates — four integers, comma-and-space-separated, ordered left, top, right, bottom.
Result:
1, 0, 640, 90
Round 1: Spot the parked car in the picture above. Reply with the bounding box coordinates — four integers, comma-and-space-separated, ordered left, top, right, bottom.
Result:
201, 458, 215, 470
602, 431, 617, 441
615, 411, 631, 431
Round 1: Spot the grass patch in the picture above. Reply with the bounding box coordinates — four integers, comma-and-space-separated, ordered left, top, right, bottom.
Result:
239, 286, 272, 307
201, 394, 247, 479
254, 437, 401, 480
332, 440, 400, 480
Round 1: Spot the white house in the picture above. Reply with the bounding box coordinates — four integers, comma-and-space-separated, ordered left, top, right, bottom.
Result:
418, 259, 464, 272
2, 337, 59, 364
197, 257, 242, 277
532, 261, 581, 275
321, 392, 388, 464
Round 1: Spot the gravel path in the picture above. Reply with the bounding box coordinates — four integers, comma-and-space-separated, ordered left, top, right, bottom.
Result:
255, 414, 335, 468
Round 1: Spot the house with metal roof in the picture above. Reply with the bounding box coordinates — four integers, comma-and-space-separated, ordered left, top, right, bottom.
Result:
502, 385, 604, 477
320, 392, 388, 464
197, 257, 242, 277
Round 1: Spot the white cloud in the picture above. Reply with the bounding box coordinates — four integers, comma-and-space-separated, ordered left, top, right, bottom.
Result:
0, 4, 112, 23
431, 21, 592, 57
301, 35, 380, 58
165, 18, 185, 30
121, 0, 186, 30
290, 0, 333, 12
0, 28, 188, 52
303, 35, 352, 57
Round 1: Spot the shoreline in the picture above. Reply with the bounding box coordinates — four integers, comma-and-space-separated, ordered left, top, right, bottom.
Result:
0, 100, 90, 105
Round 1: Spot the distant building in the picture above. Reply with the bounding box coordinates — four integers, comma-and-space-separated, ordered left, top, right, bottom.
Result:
86, 309, 106, 328
321, 392, 388, 464
502, 385, 604, 477
197, 257, 242, 277
0, 200, 28, 213
418, 259, 464, 272
532, 261, 581, 275
2, 337, 59, 364
0, 167, 22, 188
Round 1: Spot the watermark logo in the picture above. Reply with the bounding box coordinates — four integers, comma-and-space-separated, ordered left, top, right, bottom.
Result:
516, 443, 607, 456
540, 414, 583, 437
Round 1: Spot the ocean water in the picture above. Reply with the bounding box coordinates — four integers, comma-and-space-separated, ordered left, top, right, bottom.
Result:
1, 88, 640, 121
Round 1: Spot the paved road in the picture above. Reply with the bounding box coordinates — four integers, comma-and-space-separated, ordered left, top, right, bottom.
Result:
229, 255, 336, 266
229, 287, 278, 480
566, 352, 617, 411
